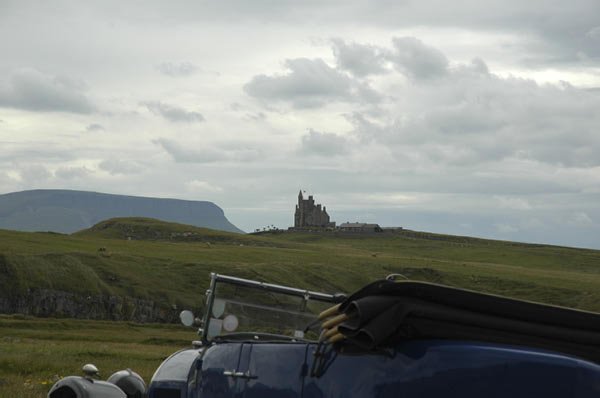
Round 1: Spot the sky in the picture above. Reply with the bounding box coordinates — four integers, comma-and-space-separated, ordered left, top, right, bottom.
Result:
1, 1, 599, 249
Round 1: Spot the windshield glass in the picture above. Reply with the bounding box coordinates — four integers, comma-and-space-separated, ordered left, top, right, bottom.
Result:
204, 276, 335, 341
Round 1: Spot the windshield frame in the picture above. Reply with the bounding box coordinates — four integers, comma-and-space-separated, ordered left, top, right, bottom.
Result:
201, 273, 338, 344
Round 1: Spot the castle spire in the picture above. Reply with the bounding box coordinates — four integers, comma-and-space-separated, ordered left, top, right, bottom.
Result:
298, 190, 303, 200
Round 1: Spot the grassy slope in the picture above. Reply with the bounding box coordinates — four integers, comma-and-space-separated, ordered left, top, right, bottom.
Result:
1, 217, 599, 314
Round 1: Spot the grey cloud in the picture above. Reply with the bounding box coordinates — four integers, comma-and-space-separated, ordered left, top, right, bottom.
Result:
57, 1, 597, 44
331, 38, 388, 77
244, 58, 379, 108
19, 164, 53, 184
143, 101, 205, 122
567, 212, 593, 227
456, 57, 490, 76
245, 112, 266, 121
300, 129, 350, 156
224, 152, 257, 162
0, 143, 76, 163
231, 147, 264, 162
495, 223, 519, 233
424, 102, 507, 136
54, 166, 91, 180
342, 42, 600, 168
343, 112, 385, 144
99, 159, 142, 175
587, 26, 600, 40
6, 2, 598, 70
215, 141, 265, 162
157, 62, 198, 77
0, 171, 13, 189
231, 103, 269, 121
0, 68, 94, 114
154, 138, 225, 163
389, 37, 449, 80
360, 1, 600, 66
86, 123, 105, 132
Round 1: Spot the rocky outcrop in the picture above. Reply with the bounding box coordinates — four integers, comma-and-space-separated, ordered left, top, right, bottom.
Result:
0, 289, 178, 323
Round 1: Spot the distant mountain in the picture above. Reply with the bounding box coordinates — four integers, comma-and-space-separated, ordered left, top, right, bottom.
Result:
0, 189, 244, 234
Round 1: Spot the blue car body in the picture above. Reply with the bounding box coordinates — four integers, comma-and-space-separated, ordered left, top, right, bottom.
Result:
150, 339, 600, 397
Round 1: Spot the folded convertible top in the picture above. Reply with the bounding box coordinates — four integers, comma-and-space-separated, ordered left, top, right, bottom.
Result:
334, 279, 600, 364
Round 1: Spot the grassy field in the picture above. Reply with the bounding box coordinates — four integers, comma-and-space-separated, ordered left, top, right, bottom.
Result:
0, 314, 192, 397
2, 217, 598, 313
1, 217, 599, 396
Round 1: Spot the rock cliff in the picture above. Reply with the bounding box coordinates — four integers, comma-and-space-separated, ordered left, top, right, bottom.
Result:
0, 289, 179, 323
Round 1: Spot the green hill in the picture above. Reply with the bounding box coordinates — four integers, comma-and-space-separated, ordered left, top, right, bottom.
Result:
1, 217, 599, 320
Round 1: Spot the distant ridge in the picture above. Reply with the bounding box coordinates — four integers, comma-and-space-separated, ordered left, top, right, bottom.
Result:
0, 189, 244, 234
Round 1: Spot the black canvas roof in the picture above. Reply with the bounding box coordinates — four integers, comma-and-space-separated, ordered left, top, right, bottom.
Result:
335, 280, 600, 364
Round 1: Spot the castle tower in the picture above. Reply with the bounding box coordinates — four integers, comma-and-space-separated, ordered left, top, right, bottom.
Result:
293, 190, 334, 228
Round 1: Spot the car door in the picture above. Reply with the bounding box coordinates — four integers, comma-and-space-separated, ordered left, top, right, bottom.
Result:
198, 342, 246, 398
240, 343, 308, 398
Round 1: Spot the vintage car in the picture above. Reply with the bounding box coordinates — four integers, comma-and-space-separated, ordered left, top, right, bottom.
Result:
48, 273, 600, 398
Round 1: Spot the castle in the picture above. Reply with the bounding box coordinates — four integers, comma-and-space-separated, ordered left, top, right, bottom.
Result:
294, 191, 336, 228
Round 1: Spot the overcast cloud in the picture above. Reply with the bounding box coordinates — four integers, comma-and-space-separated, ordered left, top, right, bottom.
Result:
0, 68, 94, 113
300, 129, 350, 157
153, 138, 225, 163
156, 62, 199, 77
331, 38, 388, 77
143, 101, 205, 123
244, 58, 381, 108
1, 1, 599, 249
